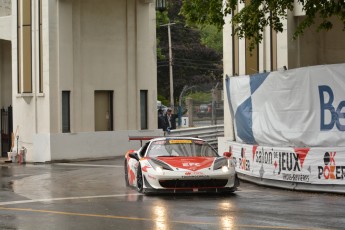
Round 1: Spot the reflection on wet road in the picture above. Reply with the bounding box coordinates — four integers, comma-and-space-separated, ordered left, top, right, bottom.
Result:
0, 159, 344, 230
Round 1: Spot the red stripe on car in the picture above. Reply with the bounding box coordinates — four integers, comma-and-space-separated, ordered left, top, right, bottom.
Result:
157, 157, 214, 171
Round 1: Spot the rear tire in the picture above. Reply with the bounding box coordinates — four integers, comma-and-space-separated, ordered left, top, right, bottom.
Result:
124, 159, 130, 187
136, 164, 144, 193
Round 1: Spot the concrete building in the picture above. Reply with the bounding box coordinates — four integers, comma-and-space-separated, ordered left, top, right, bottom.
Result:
223, 2, 345, 139
0, 0, 162, 162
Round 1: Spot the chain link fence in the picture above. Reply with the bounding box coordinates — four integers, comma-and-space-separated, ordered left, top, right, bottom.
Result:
179, 99, 224, 128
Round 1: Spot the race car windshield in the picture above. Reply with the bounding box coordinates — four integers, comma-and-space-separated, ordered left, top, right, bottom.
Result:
147, 139, 218, 158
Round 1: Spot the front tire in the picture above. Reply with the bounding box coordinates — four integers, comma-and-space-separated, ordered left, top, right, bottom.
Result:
124, 159, 130, 187
124, 160, 130, 187
136, 164, 144, 193
229, 174, 240, 193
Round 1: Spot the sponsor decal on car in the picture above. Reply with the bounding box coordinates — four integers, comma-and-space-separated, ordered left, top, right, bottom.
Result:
194, 140, 205, 145
152, 140, 166, 145
182, 171, 209, 178
169, 140, 193, 144
182, 162, 201, 167
184, 171, 204, 176
160, 157, 214, 171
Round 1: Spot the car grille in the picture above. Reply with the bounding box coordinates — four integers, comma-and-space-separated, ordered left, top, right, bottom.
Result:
159, 179, 228, 188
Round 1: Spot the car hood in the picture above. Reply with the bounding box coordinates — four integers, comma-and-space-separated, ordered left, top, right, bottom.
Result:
156, 157, 215, 171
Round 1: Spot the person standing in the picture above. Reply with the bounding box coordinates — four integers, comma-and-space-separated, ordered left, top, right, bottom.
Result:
158, 108, 167, 130
164, 108, 178, 131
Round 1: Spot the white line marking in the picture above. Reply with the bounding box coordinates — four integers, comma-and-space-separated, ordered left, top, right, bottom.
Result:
54, 163, 123, 168
0, 194, 142, 206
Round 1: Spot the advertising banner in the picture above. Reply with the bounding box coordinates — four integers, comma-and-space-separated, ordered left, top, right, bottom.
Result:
225, 141, 345, 185
225, 64, 345, 147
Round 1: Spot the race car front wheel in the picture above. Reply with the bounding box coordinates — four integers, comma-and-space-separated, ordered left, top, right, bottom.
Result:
124, 159, 130, 187
136, 164, 144, 193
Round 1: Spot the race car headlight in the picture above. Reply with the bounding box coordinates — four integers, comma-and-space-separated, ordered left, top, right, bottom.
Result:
213, 157, 229, 171
148, 158, 173, 172
221, 165, 229, 172
156, 166, 163, 173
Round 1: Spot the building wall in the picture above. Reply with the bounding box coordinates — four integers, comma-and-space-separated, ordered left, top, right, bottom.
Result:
8, 0, 158, 162
57, 0, 132, 132
223, 13, 234, 140
288, 15, 345, 69
223, 7, 345, 140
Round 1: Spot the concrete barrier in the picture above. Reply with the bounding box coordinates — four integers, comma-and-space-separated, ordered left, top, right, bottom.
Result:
31, 130, 164, 163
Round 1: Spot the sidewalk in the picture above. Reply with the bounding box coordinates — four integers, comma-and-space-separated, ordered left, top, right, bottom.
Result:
0, 157, 11, 164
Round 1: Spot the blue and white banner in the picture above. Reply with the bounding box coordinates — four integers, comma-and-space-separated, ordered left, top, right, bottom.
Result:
226, 63, 345, 147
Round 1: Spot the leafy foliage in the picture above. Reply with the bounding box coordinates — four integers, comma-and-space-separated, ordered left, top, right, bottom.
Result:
181, 0, 345, 50
184, 91, 212, 103
199, 25, 223, 53
156, 11, 170, 60
157, 0, 223, 105
158, 95, 169, 106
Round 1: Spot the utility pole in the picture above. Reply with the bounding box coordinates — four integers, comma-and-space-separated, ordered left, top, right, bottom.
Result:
160, 21, 176, 110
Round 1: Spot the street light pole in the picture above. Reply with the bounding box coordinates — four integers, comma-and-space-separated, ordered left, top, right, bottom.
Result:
168, 22, 174, 110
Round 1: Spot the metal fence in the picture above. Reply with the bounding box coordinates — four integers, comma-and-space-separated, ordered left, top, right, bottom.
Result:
177, 100, 224, 127
169, 124, 224, 150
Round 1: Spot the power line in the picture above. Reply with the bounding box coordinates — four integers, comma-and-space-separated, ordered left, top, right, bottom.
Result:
174, 58, 223, 64
157, 64, 222, 71
173, 64, 222, 71
158, 58, 222, 64
158, 61, 222, 67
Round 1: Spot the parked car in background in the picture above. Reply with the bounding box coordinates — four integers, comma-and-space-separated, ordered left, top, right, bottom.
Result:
196, 103, 224, 118
196, 104, 211, 118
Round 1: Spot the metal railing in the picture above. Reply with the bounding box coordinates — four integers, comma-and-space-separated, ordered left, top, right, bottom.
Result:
169, 125, 224, 150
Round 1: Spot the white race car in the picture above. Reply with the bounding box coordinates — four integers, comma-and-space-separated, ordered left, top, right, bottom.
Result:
124, 137, 239, 194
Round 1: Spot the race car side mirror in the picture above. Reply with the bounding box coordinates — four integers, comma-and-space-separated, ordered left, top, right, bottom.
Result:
128, 152, 140, 161
223, 152, 232, 158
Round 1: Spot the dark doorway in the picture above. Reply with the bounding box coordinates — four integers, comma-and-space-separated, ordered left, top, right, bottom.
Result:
1, 106, 13, 157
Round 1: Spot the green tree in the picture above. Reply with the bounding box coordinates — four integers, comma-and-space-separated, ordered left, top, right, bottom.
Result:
157, 0, 223, 105
199, 25, 223, 54
181, 0, 345, 50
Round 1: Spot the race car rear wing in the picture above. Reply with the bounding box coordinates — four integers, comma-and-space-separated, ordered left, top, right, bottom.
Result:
128, 136, 161, 141
128, 136, 162, 146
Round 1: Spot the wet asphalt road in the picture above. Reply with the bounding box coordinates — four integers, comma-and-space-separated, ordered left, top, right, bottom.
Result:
0, 158, 344, 230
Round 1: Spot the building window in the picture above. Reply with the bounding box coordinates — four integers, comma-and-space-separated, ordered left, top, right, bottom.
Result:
94, 91, 113, 131
17, 26, 21, 93
244, 0, 259, 75
62, 91, 70, 133
17, 0, 21, 93
39, 0, 43, 92
17, 0, 32, 93
232, 9, 239, 76
270, 25, 277, 71
140, 90, 148, 130
245, 40, 259, 75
